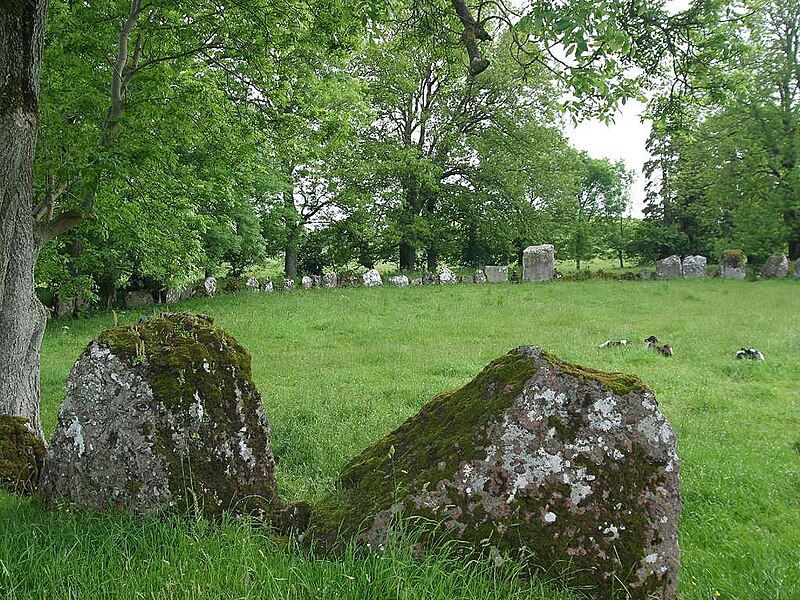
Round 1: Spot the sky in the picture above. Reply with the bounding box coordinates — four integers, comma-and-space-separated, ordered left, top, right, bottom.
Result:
565, 100, 651, 218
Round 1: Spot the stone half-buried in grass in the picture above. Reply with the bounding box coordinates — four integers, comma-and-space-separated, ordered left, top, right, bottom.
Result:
308, 346, 681, 599
40, 313, 281, 520
0, 415, 46, 494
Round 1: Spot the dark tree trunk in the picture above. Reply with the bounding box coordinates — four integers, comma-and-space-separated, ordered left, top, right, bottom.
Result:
0, 0, 50, 441
789, 238, 800, 261
426, 245, 437, 272
284, 245, 297, 279
399, 242, 415, 272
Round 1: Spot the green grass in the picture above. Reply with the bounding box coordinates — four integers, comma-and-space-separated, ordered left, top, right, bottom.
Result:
2, 279, 799, 598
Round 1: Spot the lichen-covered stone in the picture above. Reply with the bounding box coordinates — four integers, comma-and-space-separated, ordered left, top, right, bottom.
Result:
410, 278, 423, 286
484, 265, 508, 284
682, 256, 707, 278
362, 269, 383, 288
522, 245, 555, 282
438, 267, 457, 285
125, 290, 154, 309
0, 415, 46, 494
338, 270, 361, 288
760, 253, 788, 278
246, 277, 260, 292
655, 256, 682, 280
795, 262, 800, 279
322, 273, 338, 288
301, 275, 314, 290
459, 275, 474, 284
203, 277, 217, 297
640, 268, 653, 281
720, 250, 747, 280
41, 313, 281, 519
283, 278, 296, 292
422, 272, 437, 285
474, 269, 487, 284
309, 347, 680, 599
389, 275, 409, 288
262, 277, 274, 293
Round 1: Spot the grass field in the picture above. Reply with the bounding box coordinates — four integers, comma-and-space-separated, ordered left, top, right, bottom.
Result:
2, 279, 799, 598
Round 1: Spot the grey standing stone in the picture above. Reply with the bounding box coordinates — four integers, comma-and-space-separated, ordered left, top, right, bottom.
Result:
459, 275, 474, 284
484, 265, 508, 284
474, 269, 487, 284
301, 276, 314, 290
720, 250, 747, 280
760, 253, 789, 278
362, 268, 383, 287
640, 268, 654, 281
246, 276, 260, 292
389, 275, 409, 288
655, 255, 682, 280
41, 313, 282, 519
124, 291, 154, 309
522, 244, 555, 282
422, 272, 437, 285
438, 266, 457, 285
282, 279, 296, 292
410, 278, 423, 286
795, 261, 800, 279
55, 297, 76, 319
681, 255, 707, 278
262, 277, 274, 293
203, 277, 217, 297
308, 346, 681, 599
322, 273, 338, 289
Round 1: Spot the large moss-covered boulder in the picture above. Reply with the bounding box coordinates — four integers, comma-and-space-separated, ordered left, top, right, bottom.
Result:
310, 347, 680, 599
0, 415, 46, 494
41, 313, 281, 519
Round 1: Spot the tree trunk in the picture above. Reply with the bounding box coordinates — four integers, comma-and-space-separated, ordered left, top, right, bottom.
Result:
426, 245, 437, 273
789, 238, 800, 261
284, 244, 297, 279
0, 0, 50, 441
399, 242, 415, 272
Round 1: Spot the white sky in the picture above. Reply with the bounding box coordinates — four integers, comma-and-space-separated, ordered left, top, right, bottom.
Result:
565, 99, 651, 217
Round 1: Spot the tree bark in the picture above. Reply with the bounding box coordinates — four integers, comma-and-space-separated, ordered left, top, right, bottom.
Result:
284, 244, 297, 279
399, 242, 415, 272
789, 238, 800, 261
0, 0, 50, 440
426, 245, 438, 273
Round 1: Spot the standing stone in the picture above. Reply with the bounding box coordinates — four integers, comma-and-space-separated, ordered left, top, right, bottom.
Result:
422, 272, 437, 285
41, 314, 281, 519
720, 250, 747, 280
484, 265, 509, 284
522, 245, 555, 282
338, 270, 361, 288
760, 253, 789, 278
311, 275, 323, 289
246, 276, 260, 292
362, 269, 383, 288
795, 261, 800, 279
681, 256, 707, 278
262, 277, 274, 293
164, 286, 188, 304
474, 269, 487, 284
459, 275, 474, 284
203, 276, 217, 297
389, 275, 409, 288
655, 255, 682, 280
322, 273, 338, 289
309, 347, 680, 599
125, 291, 154, 309
301, 276, 314, 290
282, 279, 296, 292
410, 278, 423, 286
0, 415, 46, 494
438, 266, 457, 285
640, 268, 654, 281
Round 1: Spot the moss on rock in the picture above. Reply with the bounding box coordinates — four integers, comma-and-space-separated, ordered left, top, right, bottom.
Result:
0, 415, 45, 494
43, 313, 281, 520
307, 346, 680, 599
